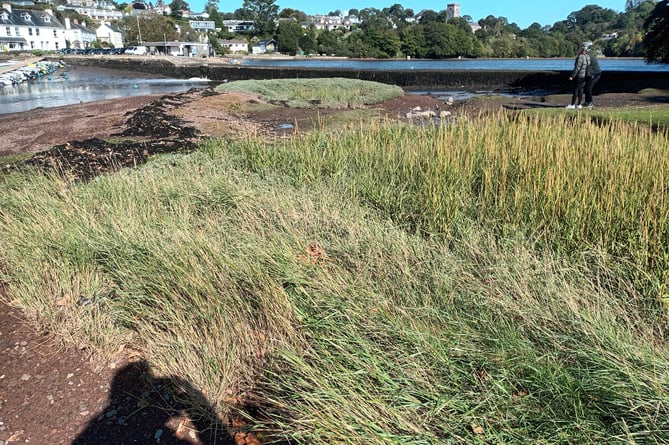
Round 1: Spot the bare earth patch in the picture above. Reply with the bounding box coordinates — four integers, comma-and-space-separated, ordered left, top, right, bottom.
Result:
1, 86, 667, 445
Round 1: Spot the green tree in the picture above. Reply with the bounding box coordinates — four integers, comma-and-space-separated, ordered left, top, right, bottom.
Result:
275, 19, 302, 55
207, 6, 223, 28
169, 0, 188, 18
242, 0, 279, 36
423, 22, 453, 57
317, 29, 344, 55
362, 27, 401, 58
233, 7, 253, 20
643, 0, 669, 63
518, 22, 545, 39
418, 10, 439, 24
279, 8, 307, 21
118, 13, 179, 45
399, 24, 426, 58
299, 24, 318, 55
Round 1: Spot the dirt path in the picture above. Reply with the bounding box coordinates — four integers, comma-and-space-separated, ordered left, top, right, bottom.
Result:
0, 298, 233, 445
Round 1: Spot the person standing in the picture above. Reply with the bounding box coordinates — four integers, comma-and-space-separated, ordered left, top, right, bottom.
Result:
567, 46, 590, 109
584, 44, 602, 108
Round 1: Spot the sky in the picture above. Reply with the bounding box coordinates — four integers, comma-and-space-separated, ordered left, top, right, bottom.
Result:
191, 0, 628, 29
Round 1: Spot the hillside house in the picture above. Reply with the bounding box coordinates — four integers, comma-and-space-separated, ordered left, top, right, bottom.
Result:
96, 21, 123, 47
0, 3, 66, 51
144, 40, 209, 57
222, 20, 253, 33
252, 38, 275, 54
56, 3, 122, 21
63, 17, 95, 48
220, 39, 247, 54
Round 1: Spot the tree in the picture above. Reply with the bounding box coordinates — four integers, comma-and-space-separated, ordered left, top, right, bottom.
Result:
275, 19, 302, 55
299, 24, 317, 55
118, 13, 179, 45
207, 6, 223, 28
169, 0, 188, 18
233, 7, 253, 20
399, 25, 426, 58
279, 8, 307, 21
643, 0, 669, 63
242, 0, 279, 36
317, 29, 344, 55
418, 9, 439, 24
361, 27, 401, 58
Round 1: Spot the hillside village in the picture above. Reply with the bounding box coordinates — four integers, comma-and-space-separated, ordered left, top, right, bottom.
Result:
0, 0, 393, 55
0, 0, 661, 59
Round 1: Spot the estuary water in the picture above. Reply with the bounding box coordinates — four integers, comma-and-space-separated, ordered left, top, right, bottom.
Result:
0, 65, 212, 115
1, 58, 666, 115
236, 57, 669, 72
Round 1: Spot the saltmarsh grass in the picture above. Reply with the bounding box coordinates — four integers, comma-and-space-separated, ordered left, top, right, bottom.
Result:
215, 78, 405, 109
231, 112, 669, 297
1, 110, 669, 444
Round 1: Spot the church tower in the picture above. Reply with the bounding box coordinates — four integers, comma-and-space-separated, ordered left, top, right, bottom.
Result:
446, 3, 460, 20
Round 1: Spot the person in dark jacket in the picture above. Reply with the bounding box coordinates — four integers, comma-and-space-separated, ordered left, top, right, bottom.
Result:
567, 46, 590, 109
584, 44, 602, 108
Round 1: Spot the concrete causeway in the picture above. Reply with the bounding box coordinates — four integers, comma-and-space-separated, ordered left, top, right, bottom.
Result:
0, 56, 43, 75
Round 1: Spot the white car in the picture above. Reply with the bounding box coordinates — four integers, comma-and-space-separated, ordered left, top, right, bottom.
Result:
125, 46, 148, 55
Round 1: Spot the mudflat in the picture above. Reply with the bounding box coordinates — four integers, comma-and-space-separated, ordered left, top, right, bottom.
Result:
2, 87, 665, 160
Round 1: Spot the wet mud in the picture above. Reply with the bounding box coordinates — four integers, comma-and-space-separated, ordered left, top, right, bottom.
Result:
8, 88, 218, 182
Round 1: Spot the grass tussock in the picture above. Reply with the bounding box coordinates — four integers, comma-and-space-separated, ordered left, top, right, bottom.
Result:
215, 77, 405, 109
1, 107, 669, 444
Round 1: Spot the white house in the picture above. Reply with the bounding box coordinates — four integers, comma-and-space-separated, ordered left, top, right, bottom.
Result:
222, 20, 253, 33
252, 38, 275, 54
96, 21, 123, 47
144, 40, 209, 57
56, 3, 123, 21
0, 4, 67, 51
189, 20, 215, 32
307, 15, 353, 31
63, 17, 95, 48
220, 38, 247, 54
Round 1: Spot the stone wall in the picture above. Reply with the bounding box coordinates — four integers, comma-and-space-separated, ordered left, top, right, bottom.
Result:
51, 56, 669, 94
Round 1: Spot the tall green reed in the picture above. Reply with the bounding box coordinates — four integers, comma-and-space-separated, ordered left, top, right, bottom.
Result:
227, 113, 669, 297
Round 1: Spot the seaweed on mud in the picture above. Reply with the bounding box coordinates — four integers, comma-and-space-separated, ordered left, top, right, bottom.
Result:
6, 90, 210, 182
116, 96, 199, 139
23, 137, 197, 182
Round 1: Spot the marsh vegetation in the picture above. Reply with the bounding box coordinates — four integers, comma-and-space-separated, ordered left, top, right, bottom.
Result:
1, 79, 668, 444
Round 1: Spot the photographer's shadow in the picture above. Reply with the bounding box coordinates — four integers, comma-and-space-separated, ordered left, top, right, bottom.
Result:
72, 359, 233, 445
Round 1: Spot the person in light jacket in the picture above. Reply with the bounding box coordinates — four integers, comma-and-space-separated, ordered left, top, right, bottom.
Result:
566, 46, 589, 109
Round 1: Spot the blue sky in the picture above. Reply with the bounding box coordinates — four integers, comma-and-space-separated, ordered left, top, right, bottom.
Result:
193, 0, 627, 29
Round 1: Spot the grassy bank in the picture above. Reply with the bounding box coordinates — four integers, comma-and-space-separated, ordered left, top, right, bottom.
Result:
1, 88, 669, 443
215, 77, 405, 109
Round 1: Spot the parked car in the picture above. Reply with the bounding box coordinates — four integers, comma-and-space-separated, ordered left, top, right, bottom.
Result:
124, 46, 148, 55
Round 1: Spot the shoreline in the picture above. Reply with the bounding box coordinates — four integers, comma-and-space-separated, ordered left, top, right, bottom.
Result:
49, 55, 669, 92
2, 88, 667, 160
0, 94, 163, 157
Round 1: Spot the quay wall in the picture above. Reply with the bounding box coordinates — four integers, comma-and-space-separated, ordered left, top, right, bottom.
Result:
52, 56, 669, 94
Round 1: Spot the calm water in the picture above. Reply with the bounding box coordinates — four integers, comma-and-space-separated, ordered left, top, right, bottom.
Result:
0, 65, 212, 115
237, 57, 669, 72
